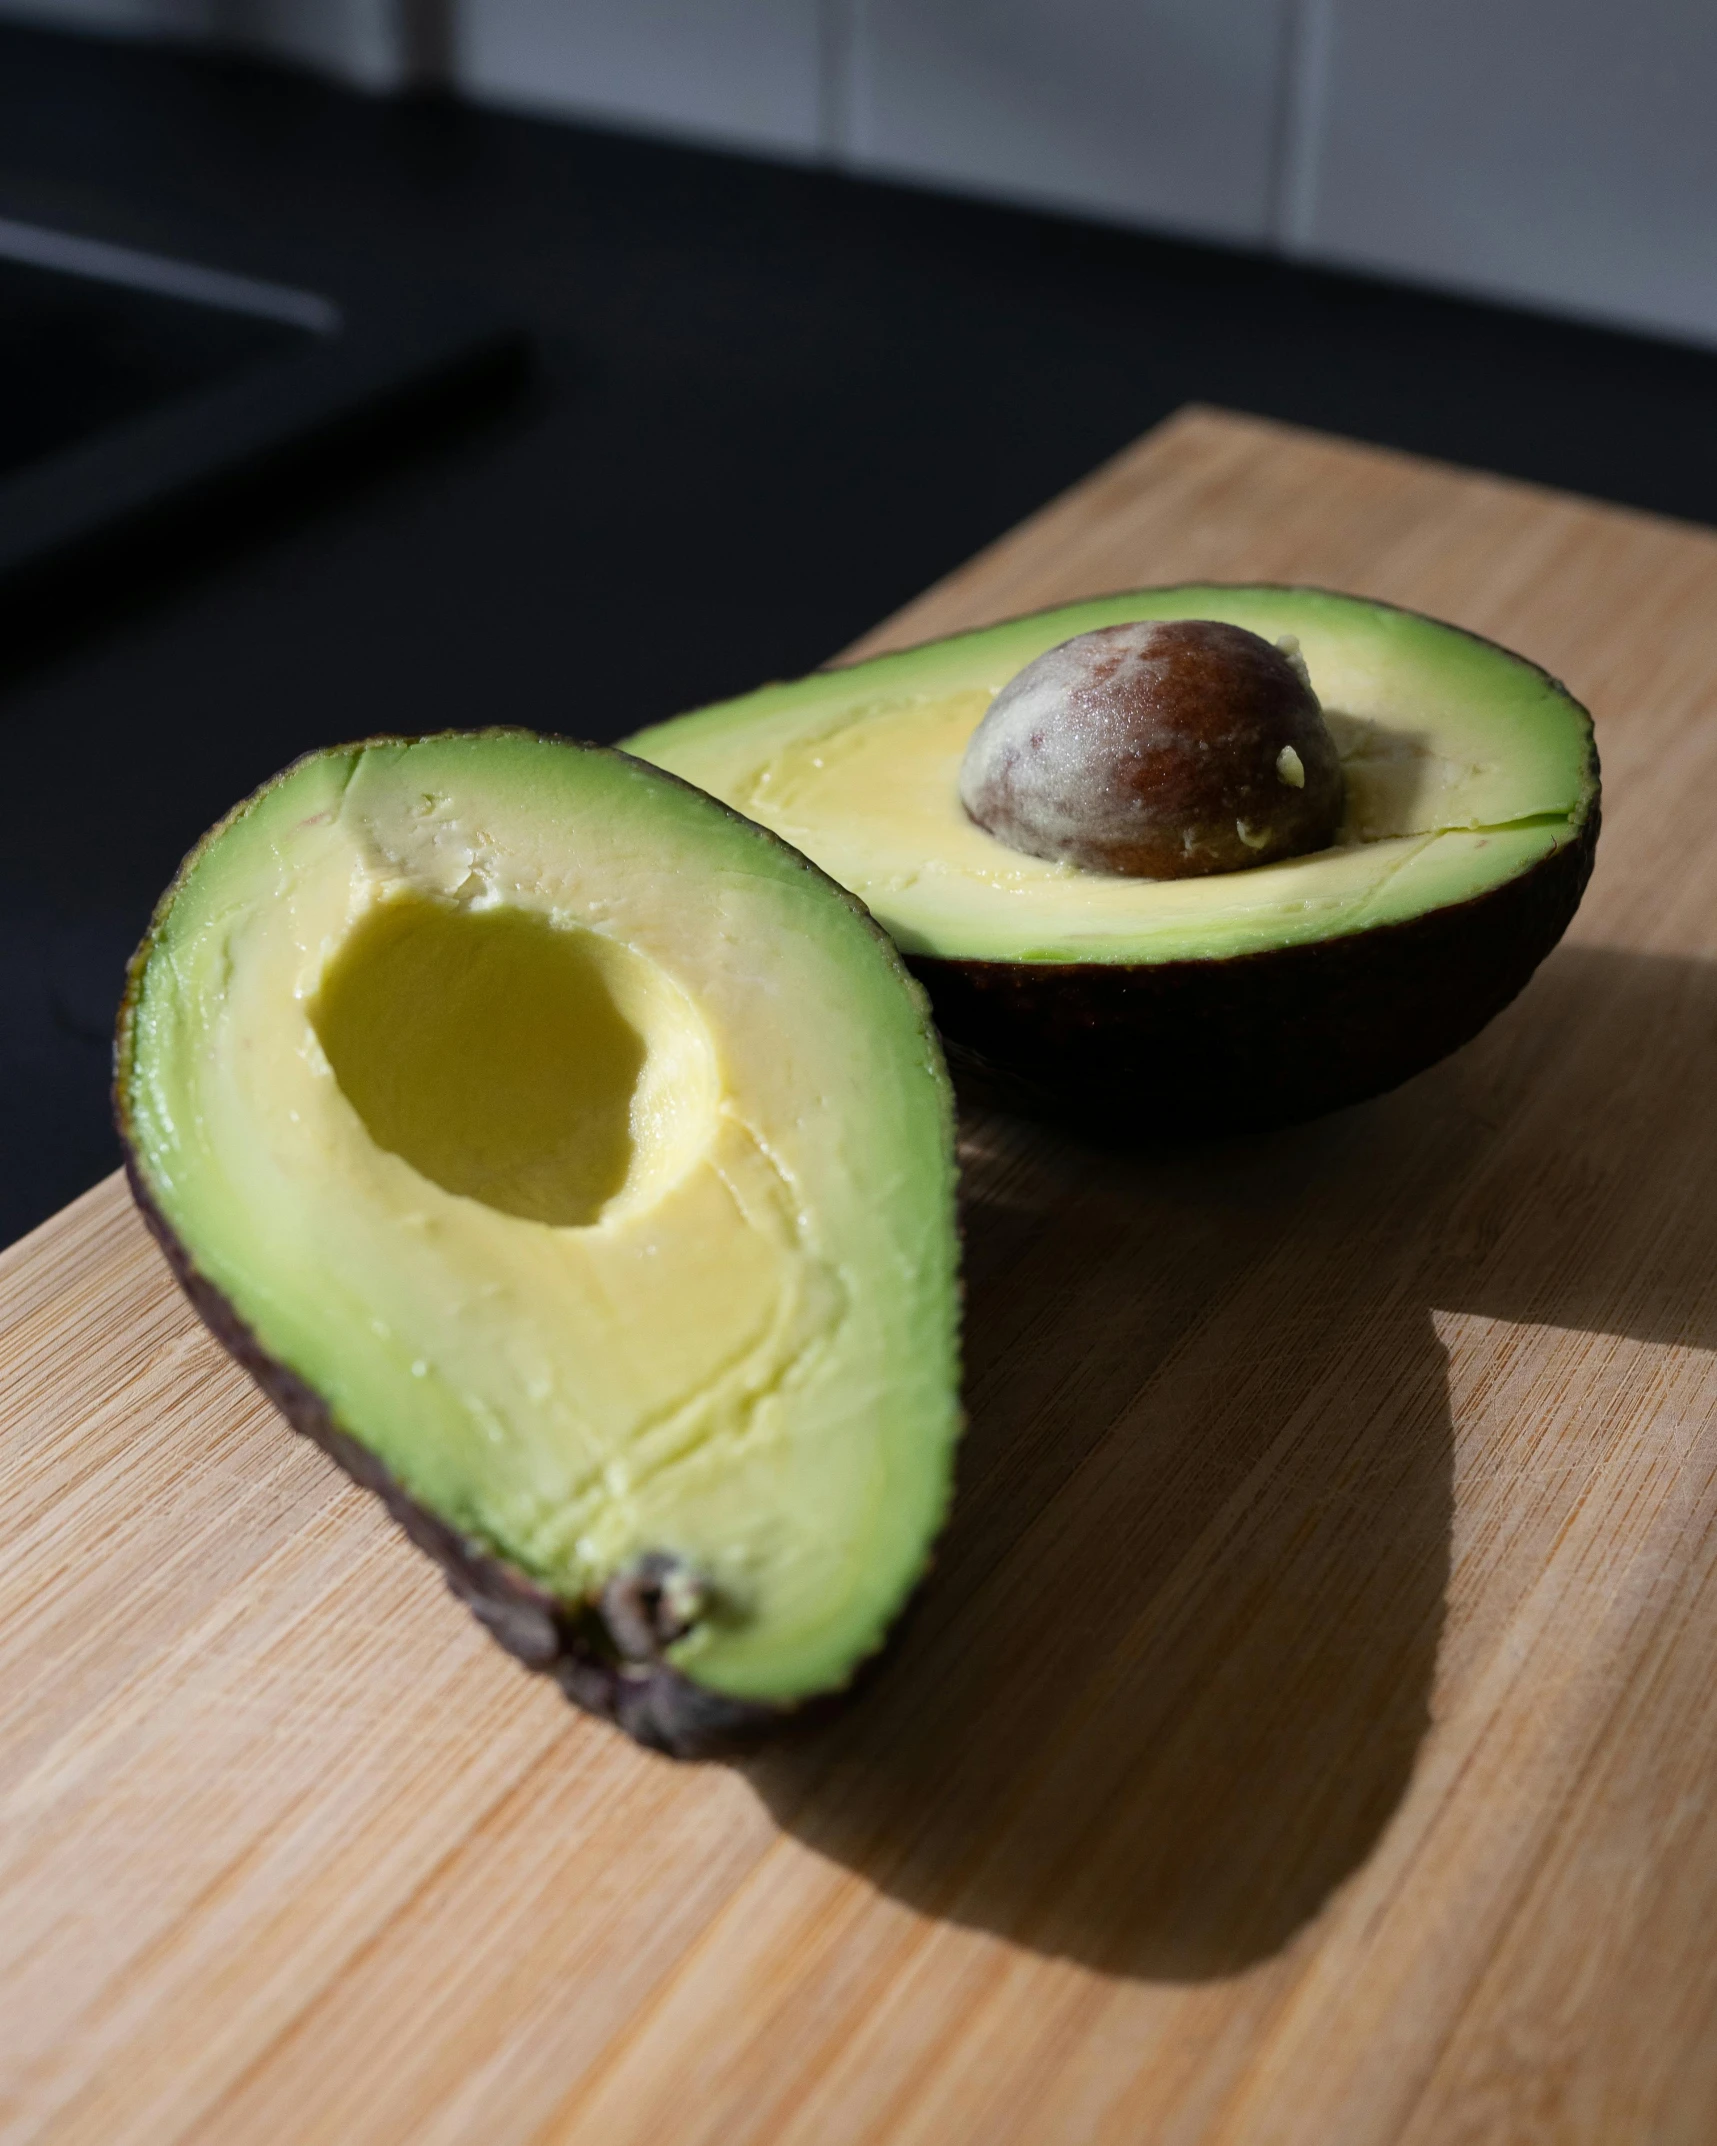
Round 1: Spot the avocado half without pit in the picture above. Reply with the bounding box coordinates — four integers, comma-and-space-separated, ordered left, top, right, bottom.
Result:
626, 587, 1601, 1131
116, 733, 962, 1757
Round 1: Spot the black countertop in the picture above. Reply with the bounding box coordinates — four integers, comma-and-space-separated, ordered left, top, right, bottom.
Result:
4, 18, 1717, 1246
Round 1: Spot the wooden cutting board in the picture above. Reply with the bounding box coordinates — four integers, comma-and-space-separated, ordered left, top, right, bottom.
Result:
6, 406, 1717, 2146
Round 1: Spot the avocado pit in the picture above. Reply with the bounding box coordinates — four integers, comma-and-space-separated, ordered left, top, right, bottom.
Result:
958, 618, 1345, 878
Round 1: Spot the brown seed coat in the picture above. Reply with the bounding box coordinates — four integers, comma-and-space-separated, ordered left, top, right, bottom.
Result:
958, 618, 1345, 878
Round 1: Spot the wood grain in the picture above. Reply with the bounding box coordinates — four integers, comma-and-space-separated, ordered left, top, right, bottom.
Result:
6, 406, 1717, 2145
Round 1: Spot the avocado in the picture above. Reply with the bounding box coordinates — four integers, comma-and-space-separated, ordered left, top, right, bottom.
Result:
116, 732, 962, 1756
626, 586, 1600, 1130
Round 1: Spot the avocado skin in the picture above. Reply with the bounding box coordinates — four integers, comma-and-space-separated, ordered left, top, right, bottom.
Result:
122, 1152, 786, 1759
908, 801, 1599, 1134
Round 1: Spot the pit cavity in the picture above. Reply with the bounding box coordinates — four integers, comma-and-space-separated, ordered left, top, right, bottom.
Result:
312, 896, 718, 1227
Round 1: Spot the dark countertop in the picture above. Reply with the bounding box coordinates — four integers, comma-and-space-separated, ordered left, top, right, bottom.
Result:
4, 18, 1717, 1247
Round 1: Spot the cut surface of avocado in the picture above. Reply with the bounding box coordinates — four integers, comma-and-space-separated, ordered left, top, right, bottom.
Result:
624, 586, 1598, 966
118, 734, 961, 1715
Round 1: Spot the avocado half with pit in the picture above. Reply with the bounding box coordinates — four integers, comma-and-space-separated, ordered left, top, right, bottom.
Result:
626, 586, 1600, 1130
116, 733, 962, 1757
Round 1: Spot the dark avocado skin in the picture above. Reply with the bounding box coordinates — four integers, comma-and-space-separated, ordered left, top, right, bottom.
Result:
121, 1151, 786, 1760
909, 802, 1599, 1135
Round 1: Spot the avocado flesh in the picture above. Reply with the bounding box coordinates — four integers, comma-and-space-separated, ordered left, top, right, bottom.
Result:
624, 586, 1597, 967
118, 734, 961, 1721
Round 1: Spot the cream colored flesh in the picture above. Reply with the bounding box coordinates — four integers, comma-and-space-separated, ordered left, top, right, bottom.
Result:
120, 737, 960, 1703
626, 587, 1598, 965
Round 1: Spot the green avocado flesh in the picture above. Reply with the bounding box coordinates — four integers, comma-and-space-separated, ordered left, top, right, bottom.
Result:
624, 586, 1598, 966
118, 734, 961, 1706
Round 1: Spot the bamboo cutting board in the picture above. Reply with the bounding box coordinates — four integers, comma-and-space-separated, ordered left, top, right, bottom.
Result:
6, 406, 1717, 2146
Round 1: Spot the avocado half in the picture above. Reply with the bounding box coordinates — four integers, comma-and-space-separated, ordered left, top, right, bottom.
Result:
116, 733, 962, 1757
626, 586, 1601, 1130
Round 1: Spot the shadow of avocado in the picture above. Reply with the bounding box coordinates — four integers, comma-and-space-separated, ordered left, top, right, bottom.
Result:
745, 945, 1717, 1980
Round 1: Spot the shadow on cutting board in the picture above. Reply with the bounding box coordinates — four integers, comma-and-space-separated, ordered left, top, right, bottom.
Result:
747, 945, 1717, 1980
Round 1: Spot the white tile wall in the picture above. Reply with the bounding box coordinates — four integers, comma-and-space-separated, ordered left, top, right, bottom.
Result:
1299, 0, 1717, 346
840, 0, 1293, 246
452, 0, 826, 160
6, 0, 1717, 346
